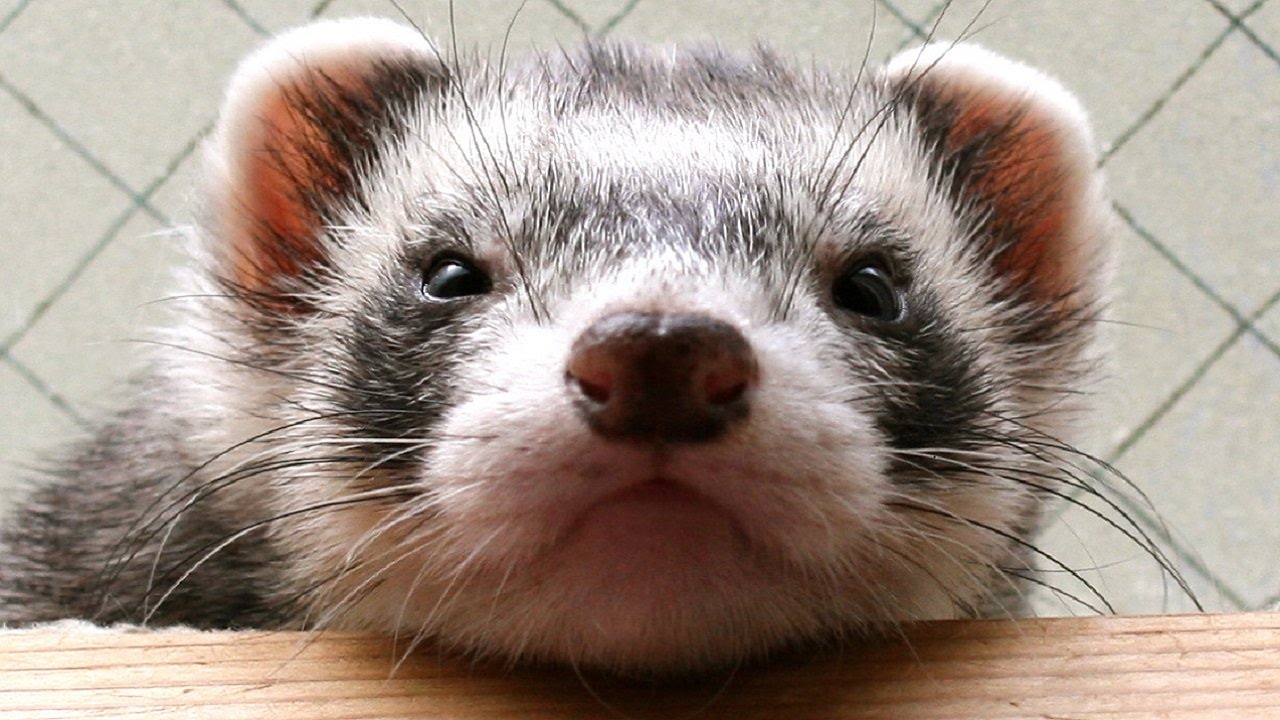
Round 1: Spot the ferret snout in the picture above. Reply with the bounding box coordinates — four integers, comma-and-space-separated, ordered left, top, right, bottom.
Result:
565, 312, 758, 443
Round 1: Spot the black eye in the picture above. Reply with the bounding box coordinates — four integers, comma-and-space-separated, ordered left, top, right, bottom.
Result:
833, 262, 903, 322
422, 256, 491, 300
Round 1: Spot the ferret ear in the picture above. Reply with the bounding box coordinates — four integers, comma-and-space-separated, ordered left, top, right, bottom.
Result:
886, 44, 1110, 310
204, 18, 447, 309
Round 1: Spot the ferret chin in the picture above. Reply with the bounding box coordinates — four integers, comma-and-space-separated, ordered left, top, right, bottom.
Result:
0, 17, 1113, 675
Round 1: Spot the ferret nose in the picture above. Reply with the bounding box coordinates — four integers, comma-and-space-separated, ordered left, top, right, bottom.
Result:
565, 312, 757, 443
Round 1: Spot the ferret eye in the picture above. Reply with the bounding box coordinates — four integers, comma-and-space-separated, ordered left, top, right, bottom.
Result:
422, 256, 492, 300
833, 262, 903, 322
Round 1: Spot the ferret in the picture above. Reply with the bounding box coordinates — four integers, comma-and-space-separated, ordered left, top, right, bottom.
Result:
0, 17, 1113, 674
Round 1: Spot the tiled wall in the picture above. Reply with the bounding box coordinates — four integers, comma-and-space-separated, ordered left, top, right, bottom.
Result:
2, 0, 1277, 616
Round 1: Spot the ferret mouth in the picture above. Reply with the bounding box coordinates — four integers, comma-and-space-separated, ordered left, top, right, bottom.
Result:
558, 478, 751, 556
597, 478, 710, 506
578, 478, 721, 518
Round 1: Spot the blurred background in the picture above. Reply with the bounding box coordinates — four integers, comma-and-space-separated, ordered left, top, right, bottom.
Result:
2, 0, 1277, 616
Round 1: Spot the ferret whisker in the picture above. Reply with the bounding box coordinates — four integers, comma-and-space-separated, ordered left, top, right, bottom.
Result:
962, 415, 1195, 594
136, 338, 435, 403
142, 488, 416, 622
95, 411, 383, 596
822, 0, 1000, 236
388, 531, 511, 675
438, 2, 548, 325
813, 0, 962, 210
889, 497, 1115, 614
813, 1, 879, 188
890, 422, 1187, 597
890, 442, 1184, 600
869, 515, 1010, 619
104, 438, 414, 587
1003, 568, 1109, 616
495, 0, 529, 172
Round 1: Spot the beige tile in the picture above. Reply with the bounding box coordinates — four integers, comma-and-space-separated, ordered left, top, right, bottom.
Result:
0, 0, 24, 25
1253, 0, 1280, 37
1229, 0, 1269, 15
0, 358, 84, 520
610, 0, 913, 62
317, 0, 583, 48
0, 1, 264, 190
1260, 297, 1280, 339
1083, 220, 1237, 458
7, 213, 182, 419
0, 91, 136, 340
145, 137, 208, 229
1104, 32, 1280, 313
887, 0, 1227, 145
1246, 1, 1280, 86
227, 0, 315, 33
1105, 330, 1280, 609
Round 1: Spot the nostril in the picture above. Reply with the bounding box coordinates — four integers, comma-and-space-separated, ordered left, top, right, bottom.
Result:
704, 374, 749, 405
576, 376, 611, 404
566, 349, 615, 404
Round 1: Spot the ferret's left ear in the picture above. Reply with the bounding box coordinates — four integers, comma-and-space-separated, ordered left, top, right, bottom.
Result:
204, 18, 447, 310
886, 43, 1110, 310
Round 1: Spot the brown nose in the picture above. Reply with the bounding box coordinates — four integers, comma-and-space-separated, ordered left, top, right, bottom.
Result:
565, 312, 757, 443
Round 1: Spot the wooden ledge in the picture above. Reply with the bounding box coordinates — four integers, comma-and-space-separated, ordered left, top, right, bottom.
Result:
4, 613, 1280, 719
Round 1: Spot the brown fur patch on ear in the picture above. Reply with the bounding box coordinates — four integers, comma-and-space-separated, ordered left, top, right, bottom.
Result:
235, 77, 336, 289
888, 44, 1108, 311
209, 20, 447, 310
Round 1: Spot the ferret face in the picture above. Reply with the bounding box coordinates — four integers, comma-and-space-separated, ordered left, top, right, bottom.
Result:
186, 19, 1110, 672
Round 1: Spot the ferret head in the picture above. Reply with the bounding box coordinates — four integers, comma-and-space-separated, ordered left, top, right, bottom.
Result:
182, 18, 1110, 673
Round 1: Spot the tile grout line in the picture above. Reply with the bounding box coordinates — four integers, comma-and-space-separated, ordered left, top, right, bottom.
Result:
310, 0, 336, 19
1204, 0, 1280, 68
1114, 203, 1280, 359
220, 0, 270, 37
1, 355, 90, 430
1100, 0, 1268, 165
1, 0, 316, 418
0, 126, 207, 360
1089, 0, 1280, 599
539, 0, 640, 39
876, 0, 928, 41
876, 0, 1280, 610
0, 71, 167, 226
3, 0, 1274, 613
0, 202, 146, 359
890, 0, 966, 53
595, 0, 639, 38
540, 0, 591, 37
1050, 456, 1246, 611
1, 0, 279, 448
0, 0, 31, 34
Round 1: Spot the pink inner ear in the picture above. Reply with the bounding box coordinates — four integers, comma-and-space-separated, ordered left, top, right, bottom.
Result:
231, 83, 334, 298
942, 90, 1085, 306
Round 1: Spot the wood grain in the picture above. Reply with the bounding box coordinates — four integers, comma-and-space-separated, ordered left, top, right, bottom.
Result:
3, 613, 1280, 719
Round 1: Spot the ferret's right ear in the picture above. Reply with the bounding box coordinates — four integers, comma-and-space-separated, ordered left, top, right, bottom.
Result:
204, 18, 446, 309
